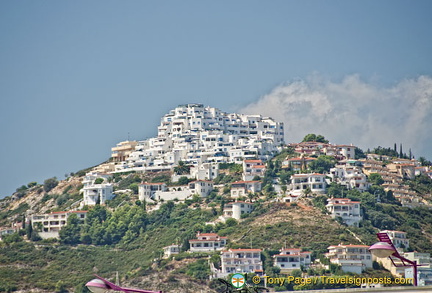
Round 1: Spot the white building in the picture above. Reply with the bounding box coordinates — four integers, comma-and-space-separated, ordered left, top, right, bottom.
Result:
282, 156, 316, 172
190, 163, 220, 181
335, 145, 356, 160
81, 172, 114, 206
188, 180, 214, 197
154, 188, 192, 202
273, 248, 312, 273
380, 230, 410, 250
163, 244, 181, 258
326, 244, 373, 274
329, 162, 370, 192
223, 201, 254, 220
326, 198, 362, 226
243, 159, 266, 181
220, 248, 263, 276
138, 182, 167, 201
290, 173, 327, 196
30, 211, 87, 239
231, 181, 262, 198
189, 232, 227, 252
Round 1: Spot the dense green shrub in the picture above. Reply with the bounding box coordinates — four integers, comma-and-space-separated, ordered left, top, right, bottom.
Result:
43, 177, 59, 193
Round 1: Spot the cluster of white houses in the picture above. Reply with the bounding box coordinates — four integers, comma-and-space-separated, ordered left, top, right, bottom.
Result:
84, 104, 432, 212
111, 103, 284, 173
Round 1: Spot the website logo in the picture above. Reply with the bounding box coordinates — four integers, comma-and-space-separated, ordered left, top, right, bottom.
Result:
230, 273, 245, 289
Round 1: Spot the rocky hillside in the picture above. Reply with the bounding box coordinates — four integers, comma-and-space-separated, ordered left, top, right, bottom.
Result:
1, 155, 432, 292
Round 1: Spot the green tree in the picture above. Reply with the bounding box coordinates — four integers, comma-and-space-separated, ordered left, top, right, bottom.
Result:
308, 155, 336, 173
418, 157, 432, 166
354, 147, 366, 159
186, 259, 210, 280
27, 181, 38, 188
86, 205, 108, 224
94, 178, 104, 184
43, 177, 58, 193
178, 176, 190, 185
225, 218, 237, 227
2, 233, 22, 245
368, 173, 384, 185
129, 183, 139, 194
302, 134, 329, 143
173, 161, 191, 175
302, 187, 312, 197
54, 280, 68, 293
59, 214, 81, 245
26, 220, 33, 239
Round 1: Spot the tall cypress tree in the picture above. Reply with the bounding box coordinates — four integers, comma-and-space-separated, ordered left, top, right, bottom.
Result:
26, 220, 33, 239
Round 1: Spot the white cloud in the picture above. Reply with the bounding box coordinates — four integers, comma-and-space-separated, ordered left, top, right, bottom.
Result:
240, 74, 432, 159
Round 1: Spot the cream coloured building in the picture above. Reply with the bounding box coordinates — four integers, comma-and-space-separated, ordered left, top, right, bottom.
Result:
223, 201, 253, 220
326, 244, 372, 274
326, 198, 362, 226
220, 248, 263, 276
31, 211, 87, 239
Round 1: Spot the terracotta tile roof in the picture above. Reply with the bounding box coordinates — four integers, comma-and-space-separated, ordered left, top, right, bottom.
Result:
225, 248, 262, 252
141, 182, 166, 185
328, 244, 370, 249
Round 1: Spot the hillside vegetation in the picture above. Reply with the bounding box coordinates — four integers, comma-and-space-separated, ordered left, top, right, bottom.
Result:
1, 146, 432, 292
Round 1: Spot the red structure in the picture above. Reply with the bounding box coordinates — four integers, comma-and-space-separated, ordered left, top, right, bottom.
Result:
369, 232, 420, 286
86, 275, 162, 293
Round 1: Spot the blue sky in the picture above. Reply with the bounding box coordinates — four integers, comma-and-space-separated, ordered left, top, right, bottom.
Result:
1, 0, 431, 198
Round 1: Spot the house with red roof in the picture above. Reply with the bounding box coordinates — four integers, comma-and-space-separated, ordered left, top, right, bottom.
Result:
231, 180, 261, 198
242, 159, 266, 181
326, 198, 362, 226
220, 248, 263, 276
290, 173, 327, 196
189, 232, 227, 252
273, 248, 312, 273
